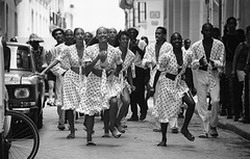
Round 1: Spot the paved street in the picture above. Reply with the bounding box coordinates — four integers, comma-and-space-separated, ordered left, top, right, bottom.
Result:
34, 99, 250, 159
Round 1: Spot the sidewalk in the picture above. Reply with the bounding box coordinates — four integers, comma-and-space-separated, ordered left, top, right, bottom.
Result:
218, 115, 250, 140
147, 97, 250, 141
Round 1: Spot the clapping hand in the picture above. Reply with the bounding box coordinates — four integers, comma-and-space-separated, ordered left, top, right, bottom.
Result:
199, 56, 207, 66
98, 51, 107, 63
210, 60, 217, 70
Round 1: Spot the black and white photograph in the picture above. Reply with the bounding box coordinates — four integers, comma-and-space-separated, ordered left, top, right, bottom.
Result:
0, 0, 250, 158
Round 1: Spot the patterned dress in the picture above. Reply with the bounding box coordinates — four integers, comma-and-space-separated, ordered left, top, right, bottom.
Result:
78, 44, 122, 115
107, 48, 135, 99
56, 45, 88, 110
142, 42, 172, 87
152, 49, 192, 123
50, 43, 69, 76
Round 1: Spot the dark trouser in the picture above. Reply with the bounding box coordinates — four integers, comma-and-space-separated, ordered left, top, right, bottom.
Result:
244, 74, 250, 122
234, 79, 243, 118
225, 62, 234, 117
130, 67, 148, 118
219, 73, 227, 115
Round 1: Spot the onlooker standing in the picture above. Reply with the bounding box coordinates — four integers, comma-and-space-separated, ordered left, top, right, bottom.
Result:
232, 27, 247, 122
84, 32, 93, 46
10, 36, 18, 42
108, 28, 118, 47
212, 27, 222, 40
27, 33, 46, 73
127, 27, 149, 121
192, 23, 225, 138
239, 26, 250, 123
65, 29, 75, 46
222, 17, 242, 119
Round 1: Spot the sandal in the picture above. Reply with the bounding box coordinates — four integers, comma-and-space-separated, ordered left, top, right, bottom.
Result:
171, 127, 179, 134
157, 141, 167, 147
198, 133, 208, 138
66, 133, 75, 139
86, 141, 96, 146
181, 129, 195, 141
109, 127, 122, 138
116, 125, 125, 133
153, 128, 161, 132
121, 124, 127, 128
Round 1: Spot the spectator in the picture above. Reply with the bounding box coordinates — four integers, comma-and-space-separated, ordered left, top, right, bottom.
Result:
27, 33, 46, 73
10, 36, 18, 42
222, 17, 242, 120
84, 32, 93, 46
127, 27, 149, 121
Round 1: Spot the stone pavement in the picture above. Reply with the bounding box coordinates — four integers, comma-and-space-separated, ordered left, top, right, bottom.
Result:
146, 97, 250, 141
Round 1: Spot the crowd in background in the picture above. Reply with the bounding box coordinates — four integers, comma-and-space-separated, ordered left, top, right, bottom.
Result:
4, 16, 250, 146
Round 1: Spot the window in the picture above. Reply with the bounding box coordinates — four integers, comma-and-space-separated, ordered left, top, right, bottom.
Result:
9, 45, 32, 71
138, 2, 146, 23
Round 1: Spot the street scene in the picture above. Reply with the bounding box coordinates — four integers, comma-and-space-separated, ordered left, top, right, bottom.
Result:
1, 0, 250, 159
35, 99, 250, 159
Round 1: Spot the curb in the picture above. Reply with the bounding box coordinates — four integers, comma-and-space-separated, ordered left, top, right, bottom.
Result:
218, 122, 250, 141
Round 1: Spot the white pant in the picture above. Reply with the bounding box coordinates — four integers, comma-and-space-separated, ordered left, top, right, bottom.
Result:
55, 75, 65, 125
194, 70, 220, 133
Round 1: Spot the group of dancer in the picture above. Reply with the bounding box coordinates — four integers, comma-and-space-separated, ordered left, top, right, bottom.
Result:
39, 22, 225, 147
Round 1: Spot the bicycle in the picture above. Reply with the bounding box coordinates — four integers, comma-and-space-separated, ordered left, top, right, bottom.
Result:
2, 109, 40, 159
0, 36, 40, 159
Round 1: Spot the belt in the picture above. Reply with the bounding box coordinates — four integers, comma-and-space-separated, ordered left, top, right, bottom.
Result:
165, 73, 177, 81
71, 67, 80, 74
199, 65, 208, 71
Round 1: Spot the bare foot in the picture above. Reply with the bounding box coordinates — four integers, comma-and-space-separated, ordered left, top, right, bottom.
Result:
181, 129, 195, 141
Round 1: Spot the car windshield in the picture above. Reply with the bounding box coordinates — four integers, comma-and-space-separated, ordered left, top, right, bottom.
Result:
8, 45, 32, 71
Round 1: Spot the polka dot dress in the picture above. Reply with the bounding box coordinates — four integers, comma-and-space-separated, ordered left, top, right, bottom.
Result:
107, 48, 136, 98
56, 45, 88, 110
152, 49, 190, 123
78, 44, 122, 115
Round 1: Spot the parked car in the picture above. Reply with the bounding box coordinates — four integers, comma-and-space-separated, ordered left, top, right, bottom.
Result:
4, 42, 45, 129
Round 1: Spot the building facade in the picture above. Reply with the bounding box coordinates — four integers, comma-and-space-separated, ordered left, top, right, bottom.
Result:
120, 0, 250, 43
0, 0, 74, 48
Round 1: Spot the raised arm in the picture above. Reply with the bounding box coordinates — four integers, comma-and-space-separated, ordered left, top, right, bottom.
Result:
40, 59, 60, 76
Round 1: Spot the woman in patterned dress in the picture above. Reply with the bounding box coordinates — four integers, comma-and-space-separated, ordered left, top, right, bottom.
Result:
40, 28, 105, 140
149, 32, 195, 146
112, 31, 136, 134
79, 27, 123, 145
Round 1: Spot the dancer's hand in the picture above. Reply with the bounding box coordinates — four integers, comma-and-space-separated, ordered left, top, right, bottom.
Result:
199, 56, 207, 66
98, 51, 107, 62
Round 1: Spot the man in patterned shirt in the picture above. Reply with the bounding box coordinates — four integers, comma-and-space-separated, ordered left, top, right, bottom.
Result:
191, 23, 225, 138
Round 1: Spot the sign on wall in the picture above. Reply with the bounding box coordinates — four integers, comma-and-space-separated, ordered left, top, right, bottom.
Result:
150, 11, 160, 19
